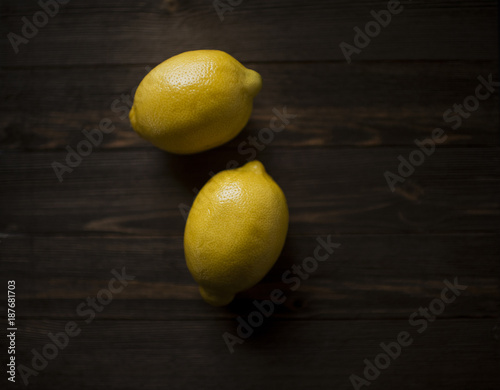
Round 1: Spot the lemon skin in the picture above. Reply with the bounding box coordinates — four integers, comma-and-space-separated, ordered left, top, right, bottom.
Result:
129, 50, 262, 154
184, 161, 289, 306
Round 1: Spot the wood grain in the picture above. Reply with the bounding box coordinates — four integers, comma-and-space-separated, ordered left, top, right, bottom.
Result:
0, 1, 498, 389
11, 319, 500, 389
1, 234, 498, 320
1, 148, 498, 235
1, 0, 497, 66
1, 62, 498, 150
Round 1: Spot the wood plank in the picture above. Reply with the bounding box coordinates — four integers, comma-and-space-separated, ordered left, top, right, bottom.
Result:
0, 0, 497, 66
1, 148, 499, 235
1, 62, 498, 150
1, 1, 497, 389
1, 234, 498, 320
11, 319, 500, 389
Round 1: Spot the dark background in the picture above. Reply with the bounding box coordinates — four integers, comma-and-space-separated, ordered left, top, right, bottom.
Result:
1, 0, 499, 389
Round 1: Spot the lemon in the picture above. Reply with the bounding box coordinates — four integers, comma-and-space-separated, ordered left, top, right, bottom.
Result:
184, 161, 289, 306
129, 50, 262, 154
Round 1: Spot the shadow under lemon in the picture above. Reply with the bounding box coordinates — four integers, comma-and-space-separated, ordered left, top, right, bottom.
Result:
163, 121, 257, 192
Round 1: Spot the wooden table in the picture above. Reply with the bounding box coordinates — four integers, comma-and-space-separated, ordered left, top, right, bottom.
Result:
1, 1, 499, 389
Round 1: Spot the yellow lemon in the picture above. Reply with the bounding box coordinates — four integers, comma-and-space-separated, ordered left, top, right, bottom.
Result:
184, 161, 289, 306
129, 50, 262, 154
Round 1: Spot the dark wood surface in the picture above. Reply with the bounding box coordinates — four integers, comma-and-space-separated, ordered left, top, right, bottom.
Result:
1, 1, 499, 389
